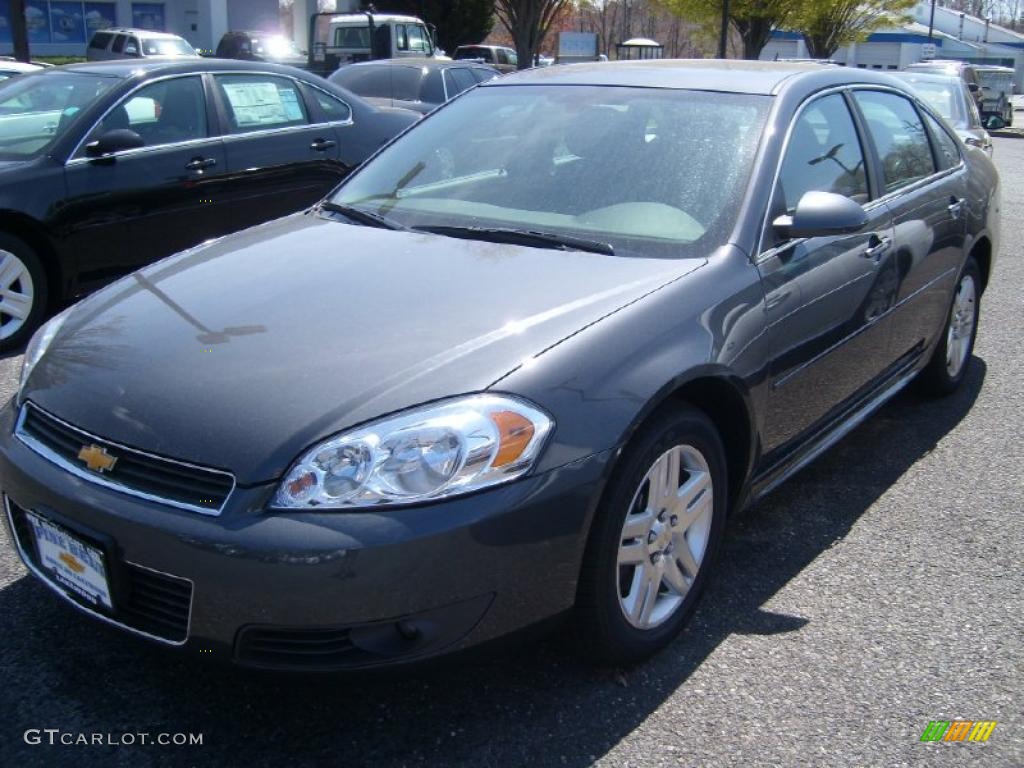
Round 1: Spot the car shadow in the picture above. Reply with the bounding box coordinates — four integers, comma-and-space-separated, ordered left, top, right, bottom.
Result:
0, 359, 987, 767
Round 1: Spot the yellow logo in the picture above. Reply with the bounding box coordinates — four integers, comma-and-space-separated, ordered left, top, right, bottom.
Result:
77, 444, 118, 473
58, 552, 86, 574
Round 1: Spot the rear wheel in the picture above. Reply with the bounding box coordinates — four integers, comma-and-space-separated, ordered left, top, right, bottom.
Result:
575, 405, 727, 665
0, 233, 48, 352
917, 258, 980, 396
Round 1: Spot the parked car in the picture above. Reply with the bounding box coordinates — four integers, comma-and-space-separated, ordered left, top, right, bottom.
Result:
892, 71, 992, 154
974, 64, 1015, 127
86, 28, 199, 61
215, 31, 307, 68
0, 60, 43, 81
1, 61, 998, 671
904, 59, 983, 110
329, 58, 499, 113
453, 44, 518, 73
0, 59, 418, 349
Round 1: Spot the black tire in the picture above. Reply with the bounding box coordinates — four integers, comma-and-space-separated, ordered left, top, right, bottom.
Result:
575, 404, 727, 665
0, 232, 48, 353
917, 257, 981, 396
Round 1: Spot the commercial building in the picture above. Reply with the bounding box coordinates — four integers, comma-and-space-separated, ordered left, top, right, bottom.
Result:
0, 0, 353, 57
761, 1, 1024, 89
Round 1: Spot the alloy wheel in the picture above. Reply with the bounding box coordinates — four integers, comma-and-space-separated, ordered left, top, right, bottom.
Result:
945, 273, 976, 379
0, 249, 35, 341
617, 444, 713, 630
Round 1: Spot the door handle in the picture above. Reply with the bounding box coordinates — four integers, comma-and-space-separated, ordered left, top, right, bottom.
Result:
310, 138, 337, 152
863, 235, 891, 260
948, 197, 964, 219
185, 157, 217, 171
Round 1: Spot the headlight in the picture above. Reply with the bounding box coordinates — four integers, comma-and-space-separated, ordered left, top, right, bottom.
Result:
274, 394, 553, 509
18, 309, 70, 400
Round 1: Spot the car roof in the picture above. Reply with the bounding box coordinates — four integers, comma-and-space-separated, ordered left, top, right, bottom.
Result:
338, 58, 495, 72
58, 58, 311, 78
891, 71, 962, 84
487, 59, 908, 96
97, 27, 185, 40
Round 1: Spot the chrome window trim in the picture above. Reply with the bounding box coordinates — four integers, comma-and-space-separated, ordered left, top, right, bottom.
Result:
757, 83, 966, 263
4, 494, 193, 646
14, 403, 235, 517
67, 70, 354, 164
65, 134, 221, 166
67, 72, 211, 162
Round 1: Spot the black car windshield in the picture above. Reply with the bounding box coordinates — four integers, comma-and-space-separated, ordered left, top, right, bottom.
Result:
332, 85, 770, 258
0, 71, 118, 159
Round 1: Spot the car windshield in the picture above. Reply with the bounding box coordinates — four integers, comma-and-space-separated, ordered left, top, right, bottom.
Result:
332, 85, 770, 258
896, 76, 966, 128
0, 71, 117, 159
142, 38, 195, 56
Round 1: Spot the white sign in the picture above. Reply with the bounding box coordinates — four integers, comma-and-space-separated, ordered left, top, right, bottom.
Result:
921, 43, 937, 60
558, 32, 598, 59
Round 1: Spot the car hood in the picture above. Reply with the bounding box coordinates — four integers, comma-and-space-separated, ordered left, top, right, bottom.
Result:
25, 213, 704, 485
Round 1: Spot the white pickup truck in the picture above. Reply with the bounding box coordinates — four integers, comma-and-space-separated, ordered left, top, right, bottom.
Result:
308, 11, 440, 77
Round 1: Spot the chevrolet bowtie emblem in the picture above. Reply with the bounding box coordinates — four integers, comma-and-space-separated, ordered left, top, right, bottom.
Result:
77, 444, 118, 473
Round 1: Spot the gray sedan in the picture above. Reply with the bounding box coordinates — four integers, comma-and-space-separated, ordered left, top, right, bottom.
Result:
0, 61, 999, 671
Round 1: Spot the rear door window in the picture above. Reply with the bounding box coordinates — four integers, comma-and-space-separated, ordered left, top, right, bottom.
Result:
853, 90, 936, 193
922, 111, 961, 171
215, 74, 309, 133
111, 34, 127, 54
446, 68, 477, 96
89, 32, 113, 50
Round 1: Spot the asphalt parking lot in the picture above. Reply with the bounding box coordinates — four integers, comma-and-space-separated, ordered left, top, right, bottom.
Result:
1, 140, 1021, 768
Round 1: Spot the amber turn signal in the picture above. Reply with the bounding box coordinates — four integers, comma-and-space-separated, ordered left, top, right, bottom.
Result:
490, 410, 536, 467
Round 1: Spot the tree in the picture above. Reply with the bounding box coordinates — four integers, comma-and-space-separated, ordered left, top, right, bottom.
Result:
386, 1, 495, 53
494, 0, 573, 68
10, 0, 30, 63
794, 0, 915, 59
659, 0, 799, 59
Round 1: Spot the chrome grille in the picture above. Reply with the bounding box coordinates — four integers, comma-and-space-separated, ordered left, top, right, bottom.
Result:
16, 403, 234, 515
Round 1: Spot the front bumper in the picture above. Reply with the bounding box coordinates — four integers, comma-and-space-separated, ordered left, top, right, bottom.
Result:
0, 400, 612, 670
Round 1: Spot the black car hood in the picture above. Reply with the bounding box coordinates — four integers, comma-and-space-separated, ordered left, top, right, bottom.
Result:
26, 213, 704, 484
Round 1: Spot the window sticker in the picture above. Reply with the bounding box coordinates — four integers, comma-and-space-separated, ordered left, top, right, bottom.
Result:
223, 82, 295, 127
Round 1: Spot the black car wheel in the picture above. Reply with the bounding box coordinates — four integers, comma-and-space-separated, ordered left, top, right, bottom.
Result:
918, 257, 981, 395
0, 232, 48, 352
575, 404, 727, 665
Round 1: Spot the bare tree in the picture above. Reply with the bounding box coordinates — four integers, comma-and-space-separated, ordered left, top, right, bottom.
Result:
495, 0, 574, 68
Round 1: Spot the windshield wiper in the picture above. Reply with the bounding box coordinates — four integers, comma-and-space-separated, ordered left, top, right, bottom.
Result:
319, 201, 407, 231
413, 225, 614, 256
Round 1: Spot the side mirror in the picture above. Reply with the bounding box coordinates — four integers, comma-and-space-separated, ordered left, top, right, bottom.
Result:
772, 191, 868, 240
85, 128, 145, 157
968, 82, 980, 93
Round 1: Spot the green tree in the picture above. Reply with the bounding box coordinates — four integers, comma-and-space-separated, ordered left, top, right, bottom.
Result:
387, 0, 495, 54
659, 0, 800, 59
794, 0, 915, 59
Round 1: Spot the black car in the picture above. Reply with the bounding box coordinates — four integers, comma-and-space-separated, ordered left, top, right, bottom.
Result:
329, 58, 499, 114
1, 62, 998, 671
0, 59, 418, 349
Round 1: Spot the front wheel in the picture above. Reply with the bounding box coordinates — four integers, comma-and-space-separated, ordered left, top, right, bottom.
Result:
0, 233, 48, 352
917, 258, 980, 396
575, 405, 727, 665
